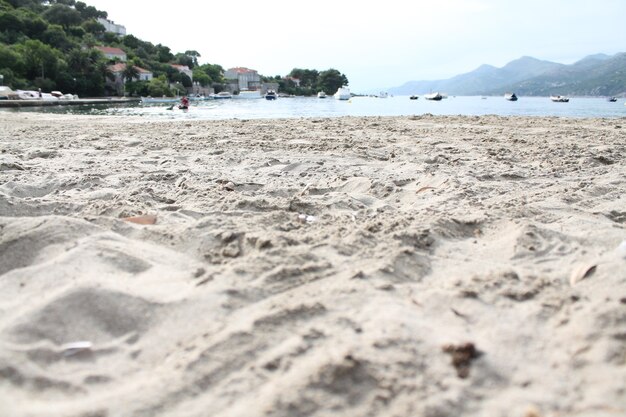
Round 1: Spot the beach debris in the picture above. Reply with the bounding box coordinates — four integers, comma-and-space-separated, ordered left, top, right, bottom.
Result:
0, 162, 25, 171
442, 342, 481, 378
61, 341, 93, 357
122, 214, 157, 225
297, 214, 317, 223
300, 183, 311, 196
569, 262, 597, 286
222, 181, 236, 191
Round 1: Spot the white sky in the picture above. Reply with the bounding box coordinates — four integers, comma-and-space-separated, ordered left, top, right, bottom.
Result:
85, 0, 626, 92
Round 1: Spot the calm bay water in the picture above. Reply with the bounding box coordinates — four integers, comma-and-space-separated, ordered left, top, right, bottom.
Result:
5, 95, 625, 120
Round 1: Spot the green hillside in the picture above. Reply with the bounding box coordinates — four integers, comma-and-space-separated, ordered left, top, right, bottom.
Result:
0, 0, 223, 96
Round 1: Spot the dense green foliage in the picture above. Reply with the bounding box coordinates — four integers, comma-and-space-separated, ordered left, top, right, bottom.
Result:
265, 68, 349, 96
0, 0, 225, 96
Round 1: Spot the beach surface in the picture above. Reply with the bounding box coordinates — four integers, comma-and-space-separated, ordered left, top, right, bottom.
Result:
1, 112, 625, 417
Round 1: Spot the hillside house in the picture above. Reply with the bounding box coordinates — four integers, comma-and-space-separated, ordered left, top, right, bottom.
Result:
170, 64, 193, 81
107, 63, 153, 95
96, 46, 127, 62
96, 18, 127, 36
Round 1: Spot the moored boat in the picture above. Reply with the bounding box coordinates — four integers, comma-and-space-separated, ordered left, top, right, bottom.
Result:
424, 92, 443, 101
334, 86, 351, 100
213, 91, 233, 99
409, 95, 418, 100
317, 91, 327, 99
607, 97, 617, 102
504, 92, 518, 101
265, 90, 277, 100
550, 95, 569, 102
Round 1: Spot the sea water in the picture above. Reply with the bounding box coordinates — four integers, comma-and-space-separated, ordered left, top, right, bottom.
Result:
5, 95, 625, 120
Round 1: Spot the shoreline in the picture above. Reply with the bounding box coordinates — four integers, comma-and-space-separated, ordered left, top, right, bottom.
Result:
0, 97, 140, 108
1, 113, 624, 417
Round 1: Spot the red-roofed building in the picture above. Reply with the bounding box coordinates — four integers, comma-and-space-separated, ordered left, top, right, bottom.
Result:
106, 63, 153, 95
224, 67, 261, 91
170, 64, 193, 81
95, 46, 127, 62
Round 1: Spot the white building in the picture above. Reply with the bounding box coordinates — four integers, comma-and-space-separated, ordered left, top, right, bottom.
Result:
97, 18, 127, 36
224, 67, 261, 91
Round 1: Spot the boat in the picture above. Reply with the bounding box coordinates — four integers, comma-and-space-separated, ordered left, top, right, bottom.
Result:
607, 97, 617, 102
378, 92, 388, 98
212, 91, 233, 99
334, 86, 351, 100
16, 90, 59, 101
265, 89, 277, 100
317, 91, 327, 99
0, 86, 19, 100
550, 95, 569, 102
424, 92, 443, 101
409, 95, 418, 100
504, 92, 518, 101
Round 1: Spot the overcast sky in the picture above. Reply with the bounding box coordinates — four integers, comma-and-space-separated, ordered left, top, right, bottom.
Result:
85, 0, 626, 92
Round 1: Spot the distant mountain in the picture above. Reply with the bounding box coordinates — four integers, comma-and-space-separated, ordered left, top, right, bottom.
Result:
491, 53, 626, 96
389, 53, 626, 97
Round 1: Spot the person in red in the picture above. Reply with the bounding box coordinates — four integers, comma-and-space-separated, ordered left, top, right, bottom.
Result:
180, 96, 190, 109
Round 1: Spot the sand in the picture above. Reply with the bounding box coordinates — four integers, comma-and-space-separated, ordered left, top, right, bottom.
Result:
0, 111, 624, 417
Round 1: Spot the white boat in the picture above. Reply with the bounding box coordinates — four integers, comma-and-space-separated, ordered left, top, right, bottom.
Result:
212, 91, 233, 99
0, 86, 19, 100
424, 92, 443, 101
334, 86, 351, 100
550, 95, 569, 102
265, 90, 277, 100
504, 92, 518, 101
317, 91, 327, 99
16, 90, 59, 101
378, 92, 388, 98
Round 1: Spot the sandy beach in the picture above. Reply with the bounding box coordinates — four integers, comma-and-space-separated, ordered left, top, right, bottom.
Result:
0, 112, 624, 417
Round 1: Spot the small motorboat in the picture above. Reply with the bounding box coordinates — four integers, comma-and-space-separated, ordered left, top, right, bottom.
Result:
317, 91, 327, 99
504, 92, 518, 101
334, 86, 351, 100
265, 90, 277, 100
550, 95, 569, 102
212, 91, 233, 99
424, 92, 443, 101
607, 97, 617, 102
409, 95, 418, 100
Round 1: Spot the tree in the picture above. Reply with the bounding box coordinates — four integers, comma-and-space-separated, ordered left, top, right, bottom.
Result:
122, 63, 139, 84
82, 19, 105, 35
42, 4, 81, 29
147, 75, 171, 97
16, 39, 61, 80
123, 34, 140, 49
184, 50, 200, 67
156, 44, 173, 63
318, 69, 348, 94
192, 68, 211, 87
42, 24, 74, 51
